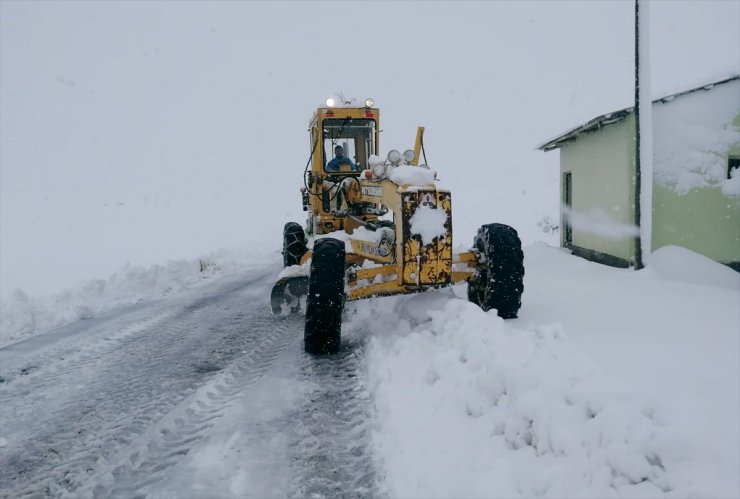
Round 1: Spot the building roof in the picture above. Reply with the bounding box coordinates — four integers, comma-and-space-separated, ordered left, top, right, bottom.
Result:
537, 75, 740, 152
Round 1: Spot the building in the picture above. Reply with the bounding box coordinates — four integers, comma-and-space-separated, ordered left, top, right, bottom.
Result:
538, 75, 740, 270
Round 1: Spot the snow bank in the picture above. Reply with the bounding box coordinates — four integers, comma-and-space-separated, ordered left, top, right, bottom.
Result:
521, 243, 739, 498
648, 245, 740, 291
359, 285, 733, 498
0, 245, 272, 348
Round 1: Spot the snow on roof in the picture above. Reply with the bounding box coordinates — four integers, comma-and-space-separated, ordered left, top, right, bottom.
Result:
537, 75, 740, 152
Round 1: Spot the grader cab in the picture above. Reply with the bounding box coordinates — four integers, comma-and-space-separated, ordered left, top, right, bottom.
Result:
272, 97, 524, 354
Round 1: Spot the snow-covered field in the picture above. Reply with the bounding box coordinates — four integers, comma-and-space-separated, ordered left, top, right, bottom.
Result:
1, 242, 737, 498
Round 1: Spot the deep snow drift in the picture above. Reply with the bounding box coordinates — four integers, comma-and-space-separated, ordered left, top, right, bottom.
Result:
1, 243, 737, 498
360, 244, 739, 498
0, 244, 272, 348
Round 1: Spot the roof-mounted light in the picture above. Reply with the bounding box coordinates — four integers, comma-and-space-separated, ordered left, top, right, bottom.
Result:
365, 98, 374, 108
325, 97, 337, 108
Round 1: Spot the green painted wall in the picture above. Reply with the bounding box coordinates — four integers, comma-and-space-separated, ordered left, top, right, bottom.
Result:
731, 112, 740, 157
650, 101, 740, 265
555, 82, 740, 268
652, 183, 740, 263
559, 115, 635, 263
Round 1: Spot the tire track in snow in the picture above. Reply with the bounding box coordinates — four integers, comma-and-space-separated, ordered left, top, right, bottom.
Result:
2, 268, 383, 498
116, 314, 382, 498
99, 312, 301, 498
287, 335, 380, 499
0, 273, 265, 392
0, 307, 177, 412
0, 269, 281, 498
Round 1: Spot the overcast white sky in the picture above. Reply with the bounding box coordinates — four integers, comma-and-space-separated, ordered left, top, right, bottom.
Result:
1, 0, 738, 297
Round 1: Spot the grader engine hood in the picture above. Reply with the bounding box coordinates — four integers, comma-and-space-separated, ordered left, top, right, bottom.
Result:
400, 189, 452, 286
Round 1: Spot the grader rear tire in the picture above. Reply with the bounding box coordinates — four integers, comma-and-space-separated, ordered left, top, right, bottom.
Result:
304, 238, 346, 354
283, 222, 307, 267
467, 223, 524, 318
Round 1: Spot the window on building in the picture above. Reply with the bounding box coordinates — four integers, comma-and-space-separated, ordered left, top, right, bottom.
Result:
729, 157, 740, 179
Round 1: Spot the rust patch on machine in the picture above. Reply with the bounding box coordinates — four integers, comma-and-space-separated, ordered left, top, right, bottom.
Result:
401, 190, 452, 286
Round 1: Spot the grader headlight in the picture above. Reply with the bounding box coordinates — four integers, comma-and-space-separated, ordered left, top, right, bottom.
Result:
372, 163, 387, 178
365, 98, 374, 107
387, 150, 402, 165
325, 97, 337, 107
403, 149, 416, 164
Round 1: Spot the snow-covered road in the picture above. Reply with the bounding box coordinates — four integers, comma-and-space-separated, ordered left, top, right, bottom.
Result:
1, 244, 738, 498
0, 265, 378, 498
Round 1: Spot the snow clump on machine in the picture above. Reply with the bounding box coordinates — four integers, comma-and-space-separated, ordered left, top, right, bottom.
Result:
409, 205, 448, 245
388, 165, 436, 186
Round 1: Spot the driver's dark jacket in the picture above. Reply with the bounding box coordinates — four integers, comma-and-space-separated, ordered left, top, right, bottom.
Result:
326, 156, 356, 171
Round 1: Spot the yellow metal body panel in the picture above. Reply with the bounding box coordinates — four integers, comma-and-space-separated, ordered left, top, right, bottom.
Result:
347, 265, 474, 301
348, 280, 410, 300
453, 251, 478, 264
412, 126, 425, 166
353, 264, 397, 282
451, 271, 475, 281
400, 190, 453, 285
349, 239, 394, 264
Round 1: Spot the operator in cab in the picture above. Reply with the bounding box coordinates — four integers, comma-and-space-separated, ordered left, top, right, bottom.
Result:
326, 145, 356, 172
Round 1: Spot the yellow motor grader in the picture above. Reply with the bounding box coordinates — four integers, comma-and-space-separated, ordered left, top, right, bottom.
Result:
272, 97, 524, 354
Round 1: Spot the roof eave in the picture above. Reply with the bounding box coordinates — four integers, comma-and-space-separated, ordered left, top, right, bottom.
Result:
537, 109, 632, 151
537, 74, 739, 152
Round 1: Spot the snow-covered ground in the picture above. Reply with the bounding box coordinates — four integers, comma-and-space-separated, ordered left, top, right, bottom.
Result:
0, 244, 273, 348
1, 242, 737, 498
361, 243, 739, 498
2, 2, 739, 497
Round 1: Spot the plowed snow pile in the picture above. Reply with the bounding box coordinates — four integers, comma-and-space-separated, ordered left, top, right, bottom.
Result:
0, 246, 270, 348
358, 244, 739, 498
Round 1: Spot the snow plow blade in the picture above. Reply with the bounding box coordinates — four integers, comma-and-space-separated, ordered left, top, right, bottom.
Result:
270, 275, 309, 315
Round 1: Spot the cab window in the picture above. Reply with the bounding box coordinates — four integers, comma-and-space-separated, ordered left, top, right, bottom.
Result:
322, 118, 376, 173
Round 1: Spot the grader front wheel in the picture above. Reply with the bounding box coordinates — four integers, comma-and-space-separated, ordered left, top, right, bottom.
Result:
468, 223, 524, 318
282, 222, 307, 267
304, 238, 346, 354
